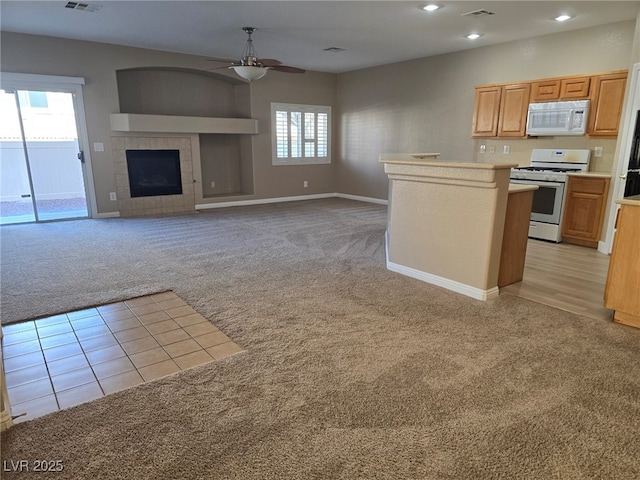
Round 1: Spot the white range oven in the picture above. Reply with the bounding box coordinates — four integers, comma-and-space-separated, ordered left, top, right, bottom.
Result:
510, 149, 591, 242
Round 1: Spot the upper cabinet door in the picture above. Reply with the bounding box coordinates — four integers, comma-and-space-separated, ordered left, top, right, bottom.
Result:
588, 72, 628, 137
530, 80, 560, 102
497, 83, 531, 137
560, 77, 590, 99
471, 86, 501, 137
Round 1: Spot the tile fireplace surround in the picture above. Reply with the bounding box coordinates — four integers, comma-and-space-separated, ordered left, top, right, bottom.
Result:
111, 136, 195, 217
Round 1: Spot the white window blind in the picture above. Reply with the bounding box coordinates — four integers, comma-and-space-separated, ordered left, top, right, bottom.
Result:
271, 103, 331, 165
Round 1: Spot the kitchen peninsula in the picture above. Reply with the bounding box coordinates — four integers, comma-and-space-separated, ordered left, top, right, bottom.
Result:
380, 154, 535, 301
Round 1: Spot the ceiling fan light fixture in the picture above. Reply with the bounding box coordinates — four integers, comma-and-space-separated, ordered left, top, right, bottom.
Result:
230, 27, 269, 82
230, 65, 268, 82
226, 26, 305, 80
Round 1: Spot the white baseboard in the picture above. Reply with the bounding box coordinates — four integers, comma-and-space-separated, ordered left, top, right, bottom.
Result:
386, 259, 499, 301
97, 194, 386, 216
196, 192, 387, 210
597, 240, 611, 255
95, 212, 120, 218
196, 193, 335, 210
336, 193, 388, 205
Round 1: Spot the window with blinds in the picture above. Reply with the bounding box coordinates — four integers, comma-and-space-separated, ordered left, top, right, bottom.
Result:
271, 103, 331, 165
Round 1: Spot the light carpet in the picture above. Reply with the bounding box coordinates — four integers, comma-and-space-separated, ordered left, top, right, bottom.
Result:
1, 198, 639, 479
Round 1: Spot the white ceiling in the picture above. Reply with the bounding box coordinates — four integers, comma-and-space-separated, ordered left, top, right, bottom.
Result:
1, 1, 639, 73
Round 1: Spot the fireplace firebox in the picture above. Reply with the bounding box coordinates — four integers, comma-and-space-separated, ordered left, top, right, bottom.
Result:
126, 149, 183, 197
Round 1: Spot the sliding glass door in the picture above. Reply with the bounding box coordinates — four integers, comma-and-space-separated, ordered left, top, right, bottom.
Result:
0, 87, 89, 224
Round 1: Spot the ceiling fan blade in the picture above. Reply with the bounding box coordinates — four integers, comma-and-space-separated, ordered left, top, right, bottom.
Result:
270, 65, 306, 74
259, 58, 283, 66
204, 56, 235, 63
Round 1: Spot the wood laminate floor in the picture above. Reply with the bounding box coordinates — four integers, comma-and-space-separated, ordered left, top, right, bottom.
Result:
501, 239, 614, 322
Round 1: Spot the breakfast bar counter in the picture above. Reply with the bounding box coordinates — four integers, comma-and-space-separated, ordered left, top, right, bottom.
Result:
380, 154, 523, 300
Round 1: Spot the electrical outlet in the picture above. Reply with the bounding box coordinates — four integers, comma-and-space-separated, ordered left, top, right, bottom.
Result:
303, 180, 308, 188
109, 192, 117, 201
594, 146, 603, 158
480, 145, 486, 154
489, 146, 496, 154
503, 145, 510, 155
211, 181, 215, 188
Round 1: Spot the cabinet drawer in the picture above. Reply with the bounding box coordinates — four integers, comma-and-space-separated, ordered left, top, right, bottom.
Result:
569, 177, 608, 194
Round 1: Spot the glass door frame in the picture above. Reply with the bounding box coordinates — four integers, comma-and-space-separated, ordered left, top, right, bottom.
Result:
1, 72, 98, 221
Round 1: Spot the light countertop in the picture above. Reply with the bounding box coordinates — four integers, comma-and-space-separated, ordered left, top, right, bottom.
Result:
616, 194, 640, 206
567, 172, 612, 178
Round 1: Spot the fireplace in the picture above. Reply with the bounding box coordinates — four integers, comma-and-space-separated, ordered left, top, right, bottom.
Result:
112, 136, 195, 218
126, 149, 183, 197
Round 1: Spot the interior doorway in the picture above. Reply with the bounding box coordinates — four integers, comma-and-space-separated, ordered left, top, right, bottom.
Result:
0, 75, 94, 224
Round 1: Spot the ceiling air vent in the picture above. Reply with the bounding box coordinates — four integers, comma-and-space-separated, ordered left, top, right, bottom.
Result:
461, 9, 495, 17
65, 2, 102, 12
323, 47, 346, 53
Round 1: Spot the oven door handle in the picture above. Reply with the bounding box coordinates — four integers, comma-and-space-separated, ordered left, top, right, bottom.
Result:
510, 180, 565, 188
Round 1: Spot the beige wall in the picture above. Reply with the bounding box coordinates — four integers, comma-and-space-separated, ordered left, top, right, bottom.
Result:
0, 32, 338, 215
1, 20, 636, 213
337, 20, 636, 200
241, 69, 338, 200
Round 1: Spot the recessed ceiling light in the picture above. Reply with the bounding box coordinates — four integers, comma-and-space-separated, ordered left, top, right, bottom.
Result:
423, 4, 441, 12
555, 14, 572, 22
465, 33, 483, 40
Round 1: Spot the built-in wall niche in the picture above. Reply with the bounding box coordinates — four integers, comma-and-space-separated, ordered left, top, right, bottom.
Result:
199, 134, 254, 198
116, 67, 250, 118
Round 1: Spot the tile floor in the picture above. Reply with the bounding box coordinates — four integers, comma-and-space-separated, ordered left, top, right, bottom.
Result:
1, 291, 243, 424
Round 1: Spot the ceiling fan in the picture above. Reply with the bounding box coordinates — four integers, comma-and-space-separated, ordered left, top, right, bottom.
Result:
225, 27, 306, 81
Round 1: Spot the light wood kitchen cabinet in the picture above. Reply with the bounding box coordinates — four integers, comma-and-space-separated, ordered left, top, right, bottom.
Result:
474, 70, 627, 139
471, 86, 501, 137
605, 200, 640, 329
561, 175, 610, 248
498, 187, 536, 287
497, 83, 531, 137
530, 79, 561, 101
530, 76, 590, 102
560, 76, 590, 99
472, 83, 529, 138
588, 72, 628, 137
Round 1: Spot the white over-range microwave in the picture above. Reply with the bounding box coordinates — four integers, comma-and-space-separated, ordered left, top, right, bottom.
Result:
526, 99, 590, 136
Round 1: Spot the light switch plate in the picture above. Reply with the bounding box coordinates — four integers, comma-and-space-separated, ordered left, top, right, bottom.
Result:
594, 146, 603, 158
94, 142, 104, 152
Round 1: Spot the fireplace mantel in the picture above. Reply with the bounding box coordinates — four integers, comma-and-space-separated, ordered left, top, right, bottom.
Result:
110, 113, 259, 134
